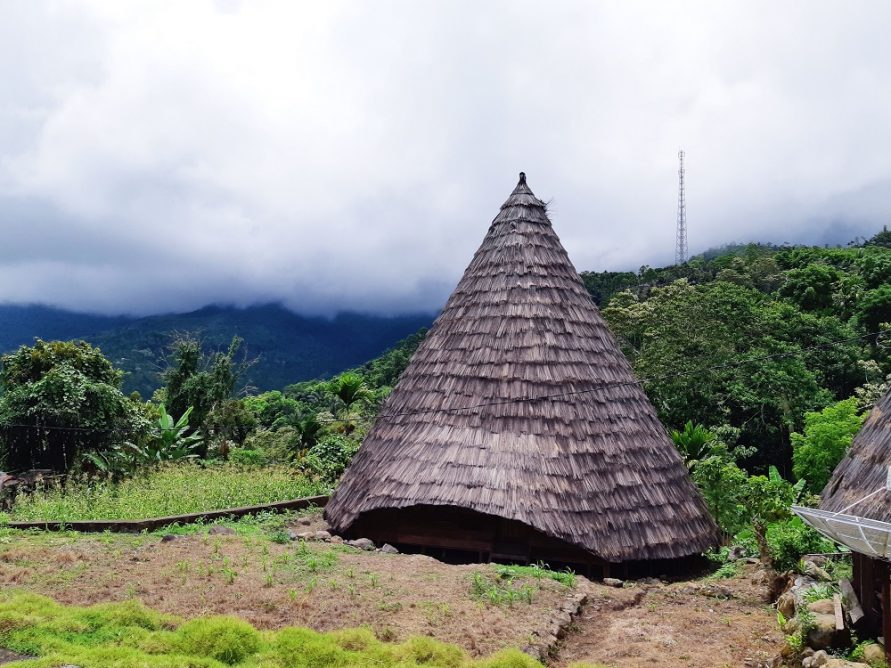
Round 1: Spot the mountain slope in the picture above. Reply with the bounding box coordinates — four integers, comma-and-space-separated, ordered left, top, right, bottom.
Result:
0, 304, 434, 396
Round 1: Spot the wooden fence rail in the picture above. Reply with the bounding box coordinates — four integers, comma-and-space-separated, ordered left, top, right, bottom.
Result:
6, 494, 330, 533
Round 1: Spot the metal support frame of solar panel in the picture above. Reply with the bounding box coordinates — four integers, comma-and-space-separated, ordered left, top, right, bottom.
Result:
793, 506, 891, 559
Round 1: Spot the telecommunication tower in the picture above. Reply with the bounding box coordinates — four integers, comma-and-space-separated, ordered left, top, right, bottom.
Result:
675, 149, 688, 264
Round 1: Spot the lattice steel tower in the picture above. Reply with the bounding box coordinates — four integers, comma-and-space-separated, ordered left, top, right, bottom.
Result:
675, 149, 688, 264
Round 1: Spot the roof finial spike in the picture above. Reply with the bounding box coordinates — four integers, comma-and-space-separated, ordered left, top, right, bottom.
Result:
518, 171, 526, 185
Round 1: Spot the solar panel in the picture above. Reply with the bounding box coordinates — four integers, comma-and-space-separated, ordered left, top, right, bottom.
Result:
793, 506, 891, 560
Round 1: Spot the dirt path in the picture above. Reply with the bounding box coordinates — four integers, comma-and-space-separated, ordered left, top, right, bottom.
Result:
554, 567, 783, 667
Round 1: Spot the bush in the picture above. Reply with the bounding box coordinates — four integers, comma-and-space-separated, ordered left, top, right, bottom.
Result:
767, 517, 835, 571
791, 398, 865, 493
301, 435, 359, 482
175, 615, 260, 665
228, 447, 268, 466
242, 427, 300, 463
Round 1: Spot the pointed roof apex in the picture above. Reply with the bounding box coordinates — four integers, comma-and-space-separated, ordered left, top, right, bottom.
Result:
503, 171, 544, 210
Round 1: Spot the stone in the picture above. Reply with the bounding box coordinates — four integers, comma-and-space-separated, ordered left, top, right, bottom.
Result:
861, 643, 885, 665
638, 576, 663, 586
346, 538, 376, 551
806, 613, 850, 651
807, 598, 835, 615
379, 543, 399, 554
329, 535, 343, 544
602, 578, 624, 588
208, 526, 236, 536
160, 534, 177, 543
312, 530, 332, 541
811, 650, 829, 667
777, 592, 796, 618
727, 545, 748, 561
299, 518, 312, 525
824, 660, 869, 668
697, 583, 734, 599
802, 560, 833, 582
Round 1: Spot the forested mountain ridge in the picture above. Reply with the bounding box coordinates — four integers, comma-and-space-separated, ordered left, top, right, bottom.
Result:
0, 303, 433, 397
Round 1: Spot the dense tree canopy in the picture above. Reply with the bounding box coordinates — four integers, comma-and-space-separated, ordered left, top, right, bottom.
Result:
0, 340, 146, 471
599, 239, 889, 474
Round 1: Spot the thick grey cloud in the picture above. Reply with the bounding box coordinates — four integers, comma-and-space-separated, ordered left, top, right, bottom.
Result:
1, 1, 890, 316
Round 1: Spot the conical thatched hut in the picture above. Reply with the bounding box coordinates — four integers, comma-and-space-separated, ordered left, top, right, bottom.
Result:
325, 173, 717, 574
807, 388, 891, 651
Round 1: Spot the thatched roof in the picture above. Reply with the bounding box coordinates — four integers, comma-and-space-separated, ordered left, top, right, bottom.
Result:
325, 173, 718, 562
820, 389, 891, 518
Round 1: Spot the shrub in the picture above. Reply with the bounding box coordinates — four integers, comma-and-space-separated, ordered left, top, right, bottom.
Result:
228, 446, 268, 466
767, 517, 835, 571
301, 435, 359, 482
791, 398, 865, 493
175, 615, 260, 665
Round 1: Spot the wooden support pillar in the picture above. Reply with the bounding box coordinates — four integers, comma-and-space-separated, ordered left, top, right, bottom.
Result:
882, 561, 891, 662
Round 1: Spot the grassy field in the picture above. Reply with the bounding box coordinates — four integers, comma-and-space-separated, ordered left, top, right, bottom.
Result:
5, 464, 328, 522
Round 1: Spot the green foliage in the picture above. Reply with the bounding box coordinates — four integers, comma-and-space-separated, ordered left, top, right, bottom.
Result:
708, 561, 741, 579
301, 435, 360, 483
866, 225, 891, 248
597, 240, 890, 472
493, 563, 576, 587
0, 339, 147, 471
227, 446, 269, 467
469, 571, 536, 607
858, 284, 891, 335
670, 421, 716, 467
766, 517, 835, 571
0, 591, 545, 667
801, 583, 837, 603
692, 449, 750, 537
162, 335, 250, 456
603, 279, 858, 470
779, 263, 839, 312
85, 404, 203, 477
791, 398, 865, 493
8, 463, 327, 522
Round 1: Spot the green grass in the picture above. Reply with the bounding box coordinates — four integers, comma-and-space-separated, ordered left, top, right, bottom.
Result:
0, 591, 551, 667
493, 563, 577, 587
6, 463, 328, 522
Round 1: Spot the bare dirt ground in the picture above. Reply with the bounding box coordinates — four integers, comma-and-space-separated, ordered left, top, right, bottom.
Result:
0, 513, 784, 666
554, 565, 784, 667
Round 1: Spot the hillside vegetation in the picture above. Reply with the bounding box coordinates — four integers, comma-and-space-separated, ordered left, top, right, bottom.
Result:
0, 304, 432, 397
586, 229, 891, 473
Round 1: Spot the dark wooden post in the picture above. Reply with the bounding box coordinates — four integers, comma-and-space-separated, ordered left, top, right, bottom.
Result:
882, 561, 891, 662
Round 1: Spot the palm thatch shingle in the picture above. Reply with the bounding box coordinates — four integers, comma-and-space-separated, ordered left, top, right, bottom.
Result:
325, 173, 718, 563
820, 389, 891, 518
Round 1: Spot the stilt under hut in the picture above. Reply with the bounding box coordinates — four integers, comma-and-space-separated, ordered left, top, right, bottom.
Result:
796, 387, 891, 660
325, 172, 718, 577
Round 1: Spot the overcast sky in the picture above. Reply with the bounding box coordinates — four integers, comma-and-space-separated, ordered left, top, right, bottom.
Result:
1, 1, 890, 316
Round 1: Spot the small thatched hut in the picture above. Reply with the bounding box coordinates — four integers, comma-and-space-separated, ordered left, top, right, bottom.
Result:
808, 388, 891, 655
325, 173, 718, 575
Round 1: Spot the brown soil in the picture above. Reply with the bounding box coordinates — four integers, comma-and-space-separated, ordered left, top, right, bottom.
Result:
554, 565, 784, 667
